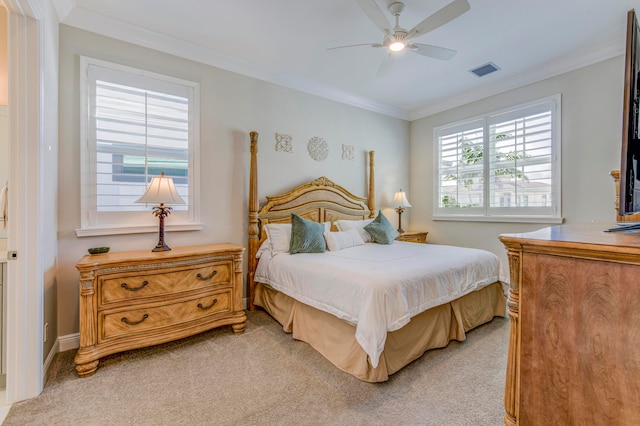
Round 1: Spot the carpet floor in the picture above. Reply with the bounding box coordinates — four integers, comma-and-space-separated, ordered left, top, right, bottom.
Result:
3, 310, 509, 426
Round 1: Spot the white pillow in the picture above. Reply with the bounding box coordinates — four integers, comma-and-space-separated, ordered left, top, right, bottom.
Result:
324, 228, 365, 251
334, 219, 374, 243
264, 223, 291, 255
264, 222, 330, 255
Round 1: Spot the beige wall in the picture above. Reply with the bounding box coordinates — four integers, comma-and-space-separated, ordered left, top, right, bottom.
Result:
0, 7, 7, 106
58, 25, 624, 340
410, 56, 624, 266
57, 25, 410, 337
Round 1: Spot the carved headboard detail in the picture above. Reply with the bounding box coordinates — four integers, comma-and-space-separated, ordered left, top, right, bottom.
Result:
247, 131, 375, 310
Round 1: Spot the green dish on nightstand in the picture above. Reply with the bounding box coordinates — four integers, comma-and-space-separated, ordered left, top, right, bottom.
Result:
88, 247, 110, 255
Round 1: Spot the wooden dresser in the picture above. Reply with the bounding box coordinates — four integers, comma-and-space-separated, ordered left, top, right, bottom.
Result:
396, 230, 428, 244
74, 243, 246, 377
499, 223, 640, 425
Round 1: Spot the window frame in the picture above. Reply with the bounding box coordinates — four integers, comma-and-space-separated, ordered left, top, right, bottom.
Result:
433, 95, 562, 223
77, 56, 202, 237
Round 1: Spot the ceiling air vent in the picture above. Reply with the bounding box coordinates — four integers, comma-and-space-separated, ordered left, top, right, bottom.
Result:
469, 62, 500, 77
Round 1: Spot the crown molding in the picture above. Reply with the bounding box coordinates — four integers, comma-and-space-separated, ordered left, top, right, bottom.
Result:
55, 4, 410, 121
409, 37, 624, 121
51, 0, 74, 22
54, 2, 623, 123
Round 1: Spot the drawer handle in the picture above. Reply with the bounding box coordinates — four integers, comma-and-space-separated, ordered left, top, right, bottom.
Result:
121, 314, 149, 326
197, 270, 218, 281
197, 298, 218, 311
121, 281, 148, 292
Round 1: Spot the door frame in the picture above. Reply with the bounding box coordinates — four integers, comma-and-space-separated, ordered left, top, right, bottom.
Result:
4, 0, 45, 403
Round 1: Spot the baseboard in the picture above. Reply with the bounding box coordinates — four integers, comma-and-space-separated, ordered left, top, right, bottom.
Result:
42, 338, 59, 385
58, 333, 80, 352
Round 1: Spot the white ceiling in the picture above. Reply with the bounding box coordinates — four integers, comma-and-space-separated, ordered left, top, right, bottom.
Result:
53, 0, 638, 120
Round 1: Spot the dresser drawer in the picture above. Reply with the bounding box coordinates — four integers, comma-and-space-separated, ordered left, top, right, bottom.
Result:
100, 290, 231, 341
75, 243, 246, 377
99, 261, 231, 305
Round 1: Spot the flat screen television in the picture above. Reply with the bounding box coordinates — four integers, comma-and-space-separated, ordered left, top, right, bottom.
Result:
619, 9, 640, 218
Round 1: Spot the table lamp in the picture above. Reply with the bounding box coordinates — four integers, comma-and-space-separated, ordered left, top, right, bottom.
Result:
136, 172, 186, 252
392, 189, 411, 233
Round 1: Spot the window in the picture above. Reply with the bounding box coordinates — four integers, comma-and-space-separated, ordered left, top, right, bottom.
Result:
434, 95, 561, 222
78, 57, 201, 236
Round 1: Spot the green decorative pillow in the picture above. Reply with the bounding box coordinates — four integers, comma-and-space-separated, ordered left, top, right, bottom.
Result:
289, 214, 327, 254
364, 210, 399, 244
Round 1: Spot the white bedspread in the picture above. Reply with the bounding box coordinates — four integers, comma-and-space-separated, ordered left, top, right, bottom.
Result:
254, 241, 507, 368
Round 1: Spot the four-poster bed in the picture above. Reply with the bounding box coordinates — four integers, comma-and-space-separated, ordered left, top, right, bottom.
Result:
247, 131, 506, 382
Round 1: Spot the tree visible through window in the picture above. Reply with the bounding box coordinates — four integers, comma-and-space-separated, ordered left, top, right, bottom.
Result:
434, 96, 561, 221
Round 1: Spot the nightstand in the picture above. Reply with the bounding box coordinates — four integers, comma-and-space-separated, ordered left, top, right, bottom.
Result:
396, 231, 428, 244
74, 243, 246, 377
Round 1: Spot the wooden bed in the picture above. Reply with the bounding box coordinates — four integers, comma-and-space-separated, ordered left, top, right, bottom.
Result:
247, 131, 506, 382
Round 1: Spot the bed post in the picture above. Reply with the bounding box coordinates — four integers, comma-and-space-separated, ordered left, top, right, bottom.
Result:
368, 150, 375, 218
248, 131, 259, 310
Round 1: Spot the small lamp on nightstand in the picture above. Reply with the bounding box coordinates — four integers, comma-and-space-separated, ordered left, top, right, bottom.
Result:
392, 189, 411, 233
136, 172, 186, 252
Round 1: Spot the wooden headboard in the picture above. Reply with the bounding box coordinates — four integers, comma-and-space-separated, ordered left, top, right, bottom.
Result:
247, 131, 375, 310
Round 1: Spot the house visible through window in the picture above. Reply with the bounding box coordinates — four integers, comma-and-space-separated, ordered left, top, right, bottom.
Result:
78, 57, 201, 236
434, 95, 561, 222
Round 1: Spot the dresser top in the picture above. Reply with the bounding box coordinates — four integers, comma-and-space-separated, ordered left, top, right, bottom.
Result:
499, 222, 640, 256
76, 243, 244, 270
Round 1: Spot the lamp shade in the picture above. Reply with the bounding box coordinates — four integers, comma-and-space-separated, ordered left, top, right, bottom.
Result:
136, 172, 186, 205
392, 190, 411, 208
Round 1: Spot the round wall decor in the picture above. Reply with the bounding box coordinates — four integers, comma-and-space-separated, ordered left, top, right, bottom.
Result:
307, 137, 329, 161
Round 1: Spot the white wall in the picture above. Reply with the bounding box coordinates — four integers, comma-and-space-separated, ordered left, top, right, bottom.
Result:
410, 56, 624, 265
57, 25, 410, 337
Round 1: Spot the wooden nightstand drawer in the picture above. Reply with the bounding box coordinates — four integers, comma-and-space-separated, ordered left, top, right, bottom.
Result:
75, 243, 246, 377
99, 261, 231, 305
100, 290, 232, 341
396, 231, 428, 244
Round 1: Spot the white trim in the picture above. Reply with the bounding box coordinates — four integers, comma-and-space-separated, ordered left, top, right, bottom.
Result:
79, 56, 201, 233
42, 337, 59, 384
410, 38, 623, 120
432, 215, 564, 224
53, 3, 410, 121
3, 0, 46, 404
58, 332, 79, 352
75, 222, 203, 237
53, 1, 621, 122
433, 95, 562, 222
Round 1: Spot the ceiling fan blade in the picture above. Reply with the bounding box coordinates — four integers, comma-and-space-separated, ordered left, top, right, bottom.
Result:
377, 53, 395, 78
327, 43, 383, 51
354, 0, 392, 35
406, 0, 470, 41
410, 43, 457, 60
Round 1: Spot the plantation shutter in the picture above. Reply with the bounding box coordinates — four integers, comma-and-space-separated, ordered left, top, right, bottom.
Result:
487, 101, 556, 216
79, 57, 200, 234
89, 65, 191, 214
435, 119, 485, 214
433, 95, 560, 221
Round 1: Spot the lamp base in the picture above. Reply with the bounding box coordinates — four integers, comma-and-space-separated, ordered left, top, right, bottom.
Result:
396, 207, 405, 234
152, 242, 171, 252
151, 204, 172, 252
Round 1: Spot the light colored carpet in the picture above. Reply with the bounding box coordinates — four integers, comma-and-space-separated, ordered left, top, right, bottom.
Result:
3, 311, 509, 426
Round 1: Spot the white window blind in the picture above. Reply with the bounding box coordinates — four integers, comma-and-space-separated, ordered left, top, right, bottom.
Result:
434, 95, 561, 222
79, 57, 201, 236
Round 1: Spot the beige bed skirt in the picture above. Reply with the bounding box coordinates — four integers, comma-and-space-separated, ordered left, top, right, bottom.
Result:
254, 282, 506, 382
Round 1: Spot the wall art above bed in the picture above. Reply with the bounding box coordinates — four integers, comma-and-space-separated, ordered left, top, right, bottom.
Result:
275, 133, 293, 153
342, 144, 354, 161
307, 136, 328, 161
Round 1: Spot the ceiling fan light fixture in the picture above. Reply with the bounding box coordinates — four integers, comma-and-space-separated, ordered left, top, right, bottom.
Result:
389, 41, 405, 51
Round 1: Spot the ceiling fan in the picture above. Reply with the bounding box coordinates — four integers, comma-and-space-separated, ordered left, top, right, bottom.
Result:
329, 0, 470, 70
